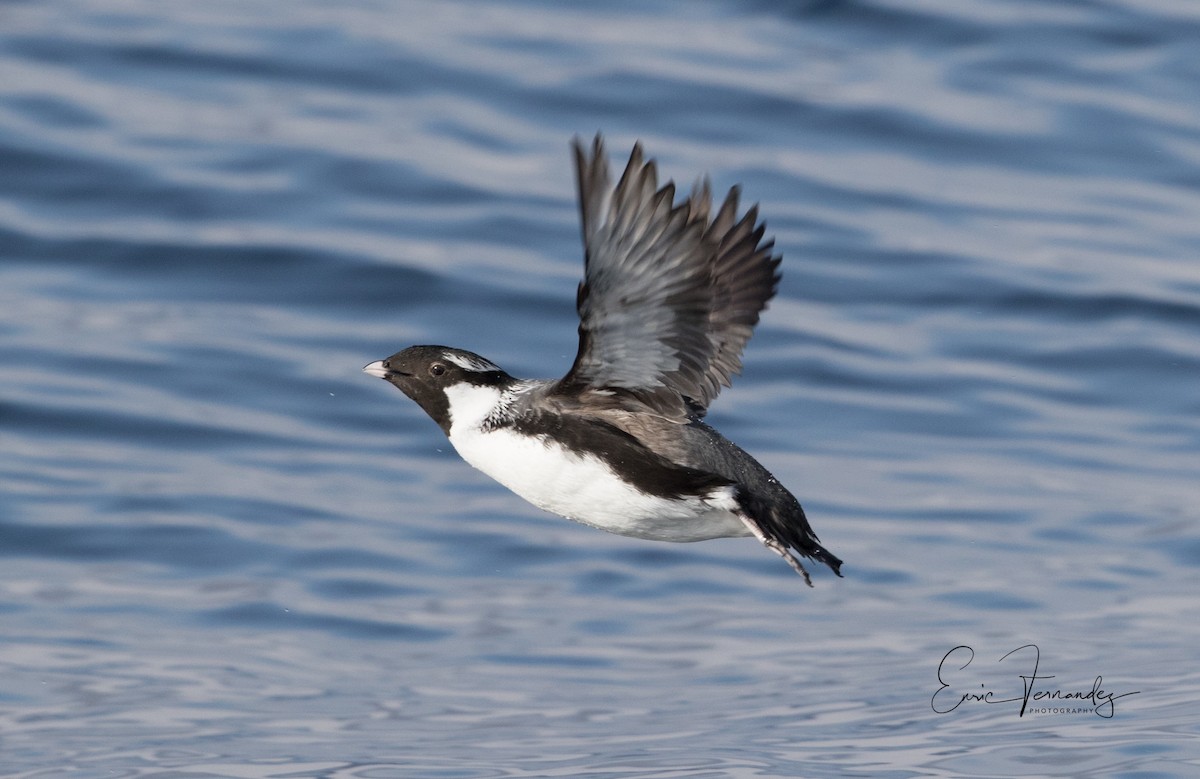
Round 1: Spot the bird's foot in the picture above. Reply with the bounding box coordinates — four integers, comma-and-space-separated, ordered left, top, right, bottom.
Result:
737, 514, 813, 586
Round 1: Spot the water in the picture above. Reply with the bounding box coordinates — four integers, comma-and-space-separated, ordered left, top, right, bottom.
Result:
2, 0, 1198, 776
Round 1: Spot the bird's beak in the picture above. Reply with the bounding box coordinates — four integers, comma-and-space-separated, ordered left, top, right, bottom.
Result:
362, 360, 390, 379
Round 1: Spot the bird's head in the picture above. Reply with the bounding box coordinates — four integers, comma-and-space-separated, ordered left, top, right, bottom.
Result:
363, 345, 513, 435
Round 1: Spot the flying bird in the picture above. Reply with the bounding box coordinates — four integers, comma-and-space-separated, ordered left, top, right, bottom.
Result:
364, 136, 842, 584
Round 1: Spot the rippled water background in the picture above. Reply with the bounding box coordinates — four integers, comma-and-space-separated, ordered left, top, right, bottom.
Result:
3, 1, 1199, 776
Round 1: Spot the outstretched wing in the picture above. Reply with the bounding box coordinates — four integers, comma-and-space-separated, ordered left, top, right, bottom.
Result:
555, 135, 780, 416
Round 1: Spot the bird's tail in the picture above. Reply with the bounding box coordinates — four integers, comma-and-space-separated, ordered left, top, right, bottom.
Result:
735, 492, 843, 586
792, 525, 843, 578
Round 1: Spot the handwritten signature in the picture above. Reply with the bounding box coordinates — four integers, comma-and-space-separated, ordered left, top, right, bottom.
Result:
931, 644, 1139, 718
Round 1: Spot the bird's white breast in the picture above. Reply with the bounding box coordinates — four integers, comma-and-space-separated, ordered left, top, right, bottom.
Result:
442, 383, 748, 542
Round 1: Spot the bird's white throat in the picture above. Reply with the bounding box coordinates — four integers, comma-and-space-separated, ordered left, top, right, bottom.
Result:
444, 382, 505, 432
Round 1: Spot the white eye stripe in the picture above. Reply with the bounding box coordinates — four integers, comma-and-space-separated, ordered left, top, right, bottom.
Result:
442, 352, 500, 372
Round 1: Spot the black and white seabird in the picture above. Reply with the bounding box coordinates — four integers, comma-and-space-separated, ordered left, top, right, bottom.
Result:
364, 136, 842, 585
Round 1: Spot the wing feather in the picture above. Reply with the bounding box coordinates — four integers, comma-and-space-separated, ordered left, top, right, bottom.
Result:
558, 135, 780, 416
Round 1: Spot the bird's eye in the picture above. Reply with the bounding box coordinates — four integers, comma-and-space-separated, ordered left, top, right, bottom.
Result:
429, 363, 446, 377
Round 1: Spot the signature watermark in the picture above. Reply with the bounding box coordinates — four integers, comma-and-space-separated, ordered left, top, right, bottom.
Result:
931, 644, 1139, 718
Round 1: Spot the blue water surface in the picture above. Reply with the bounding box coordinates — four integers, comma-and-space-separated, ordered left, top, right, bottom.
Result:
2, 1, 1198, 776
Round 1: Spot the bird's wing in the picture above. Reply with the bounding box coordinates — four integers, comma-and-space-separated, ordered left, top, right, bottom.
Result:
554, 135, 780, 417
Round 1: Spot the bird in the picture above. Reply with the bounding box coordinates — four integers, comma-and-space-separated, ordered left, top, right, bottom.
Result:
363, 135, 842, 585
